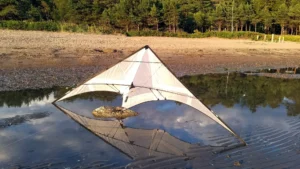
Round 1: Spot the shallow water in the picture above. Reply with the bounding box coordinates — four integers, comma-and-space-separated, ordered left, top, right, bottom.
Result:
244, 67, 300, 74
0, 73, 300, 168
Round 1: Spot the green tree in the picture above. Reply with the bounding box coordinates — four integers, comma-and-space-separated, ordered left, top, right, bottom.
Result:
214, 3, 225, 31
0, 0, 18, 20
194, 11, 206, 32
40, 0, 51, 20
135, 0, 150, 31
0, 0, 299, 35
207, 10, 216, 31
251, 0, 263, 32
237, 3, 247, 31
101, 9, 110, 25
275, 3, 289, 35
113, 0, 132, 32
149, 4, 160, 31
244, 3, 254, 31
162, 0, 179, 32
288, 0, 300, 35
261, 8, 273, 34
27, 5, 42, 21
52, 0, 74, 22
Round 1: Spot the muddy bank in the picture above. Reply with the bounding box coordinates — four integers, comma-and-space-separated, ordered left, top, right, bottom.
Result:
2, 64, 300, 92
1, 30, 300, 91
0, 66, 102, 91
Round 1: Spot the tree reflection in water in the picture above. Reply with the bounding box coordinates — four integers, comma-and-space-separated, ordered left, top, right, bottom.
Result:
181, 73, 300, 115
1, 73, 300, 116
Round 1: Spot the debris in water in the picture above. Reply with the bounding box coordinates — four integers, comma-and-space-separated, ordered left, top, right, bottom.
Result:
234, 161, 241, 166
92, 106, 138, 119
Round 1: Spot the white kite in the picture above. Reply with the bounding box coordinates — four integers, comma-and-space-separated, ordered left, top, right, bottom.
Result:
54, 45, 245, 145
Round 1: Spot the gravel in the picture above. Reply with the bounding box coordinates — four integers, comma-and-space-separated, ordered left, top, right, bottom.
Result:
0, 66, 104, 91
1, 65, 300, 92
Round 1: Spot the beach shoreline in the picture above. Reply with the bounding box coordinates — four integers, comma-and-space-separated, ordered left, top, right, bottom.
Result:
1, 30, 300, 91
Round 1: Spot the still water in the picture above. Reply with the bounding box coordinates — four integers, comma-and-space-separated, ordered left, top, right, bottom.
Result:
0, 73, 300, 168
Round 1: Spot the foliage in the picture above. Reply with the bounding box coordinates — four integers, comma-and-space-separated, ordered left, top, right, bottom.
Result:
127, 30, 264, 39
0, 20, 106, 33
1, 0, 300, 35
127, 30, 300, 42
0, 20, 60, 31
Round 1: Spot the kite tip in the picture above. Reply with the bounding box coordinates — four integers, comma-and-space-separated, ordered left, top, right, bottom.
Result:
144, 45, 149, 49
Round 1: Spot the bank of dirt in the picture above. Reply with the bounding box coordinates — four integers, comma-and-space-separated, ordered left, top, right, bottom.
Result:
1, 30, 300, 91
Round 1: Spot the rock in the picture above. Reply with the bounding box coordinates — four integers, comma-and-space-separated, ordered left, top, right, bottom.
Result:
92, 106, 138, 119
233, 161, 241, 167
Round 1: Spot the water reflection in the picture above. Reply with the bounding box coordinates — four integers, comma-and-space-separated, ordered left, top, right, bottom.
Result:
181, 73, 300, 115
244, 67, 300, 74
57, 95, 232, 145
0, 92, 131, 168
55, 105, 196, 159
0, 88, 59, 108
0, 112, 50, 128
0, 73, 300, 168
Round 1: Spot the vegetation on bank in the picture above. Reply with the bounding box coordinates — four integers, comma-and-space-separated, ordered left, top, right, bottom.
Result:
1, 0, 300, 36
126, 30, 300, 42
1, 20, 300, 42
0, 20, 105, 33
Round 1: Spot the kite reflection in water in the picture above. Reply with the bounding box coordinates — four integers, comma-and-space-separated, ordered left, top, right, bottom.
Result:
54, 104, 241, 168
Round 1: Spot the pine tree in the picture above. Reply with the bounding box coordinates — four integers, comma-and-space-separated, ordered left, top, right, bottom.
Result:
194, 11, 206, 32
0, 0, 19, 20
150, 4, 160, 31
288, 0, 300, 35
215, 2, 226, 31
275, 3, 289, 35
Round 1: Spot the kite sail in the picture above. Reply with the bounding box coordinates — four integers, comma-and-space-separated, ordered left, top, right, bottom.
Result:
54, 45, 245, 145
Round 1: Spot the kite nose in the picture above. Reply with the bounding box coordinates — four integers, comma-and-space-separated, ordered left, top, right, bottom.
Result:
145, 45, 149, 49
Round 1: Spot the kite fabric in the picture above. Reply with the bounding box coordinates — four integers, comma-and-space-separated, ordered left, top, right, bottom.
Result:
55, 46, 241, 139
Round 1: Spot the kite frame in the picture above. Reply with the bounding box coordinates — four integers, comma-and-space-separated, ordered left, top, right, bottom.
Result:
52, 45, 246, 146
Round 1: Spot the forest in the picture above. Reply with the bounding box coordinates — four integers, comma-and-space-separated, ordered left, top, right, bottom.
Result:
0, 0, 300, 35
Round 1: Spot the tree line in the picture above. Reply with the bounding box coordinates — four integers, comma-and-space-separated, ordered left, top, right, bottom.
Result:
1, 0, 300, 35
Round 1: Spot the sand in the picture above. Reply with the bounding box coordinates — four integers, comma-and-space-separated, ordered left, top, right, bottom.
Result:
1, 29, 300, 91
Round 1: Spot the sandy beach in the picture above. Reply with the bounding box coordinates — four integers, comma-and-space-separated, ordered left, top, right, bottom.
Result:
1, 30, 300, 91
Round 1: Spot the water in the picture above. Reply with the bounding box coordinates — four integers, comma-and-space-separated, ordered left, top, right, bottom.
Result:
244, 67, 300, 74
0, 73, 300, 168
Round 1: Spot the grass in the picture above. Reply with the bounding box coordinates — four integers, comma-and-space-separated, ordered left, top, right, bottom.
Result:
1, 20, 300, 43
127, 30, 300, 42
0, 20, 60, 31
0, 20, 111, 33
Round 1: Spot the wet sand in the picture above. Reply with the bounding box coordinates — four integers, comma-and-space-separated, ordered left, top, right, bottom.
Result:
1, 30, 300, 91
